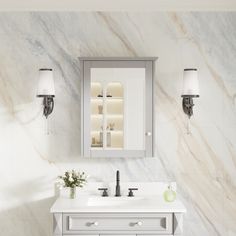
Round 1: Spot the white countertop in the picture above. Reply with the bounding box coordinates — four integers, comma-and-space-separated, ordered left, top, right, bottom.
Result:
50, 196, 186, 213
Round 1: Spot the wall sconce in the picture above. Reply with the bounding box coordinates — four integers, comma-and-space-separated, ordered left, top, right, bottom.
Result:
36, 68, 55, 119
181, 68, 199, 119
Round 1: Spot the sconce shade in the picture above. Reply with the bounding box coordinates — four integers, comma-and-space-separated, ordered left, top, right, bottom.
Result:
37, 69, 55, 97
182, 69, 199, 97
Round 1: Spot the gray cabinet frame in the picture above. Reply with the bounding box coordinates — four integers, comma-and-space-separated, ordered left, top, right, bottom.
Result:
80, 57, 157, 158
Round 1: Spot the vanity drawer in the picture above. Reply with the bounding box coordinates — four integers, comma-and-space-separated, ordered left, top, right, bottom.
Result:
63, 213, 173, 234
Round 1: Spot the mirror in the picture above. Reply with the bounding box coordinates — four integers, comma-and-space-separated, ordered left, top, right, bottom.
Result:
90, 68, 145, 150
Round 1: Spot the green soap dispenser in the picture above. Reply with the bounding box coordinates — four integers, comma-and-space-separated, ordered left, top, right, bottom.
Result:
163, 184, 176, 202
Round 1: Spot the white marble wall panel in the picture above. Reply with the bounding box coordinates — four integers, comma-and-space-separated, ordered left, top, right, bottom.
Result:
0, 12, 235, 236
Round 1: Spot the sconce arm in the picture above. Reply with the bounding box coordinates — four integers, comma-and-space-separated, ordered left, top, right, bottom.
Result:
181, 95, 199, 119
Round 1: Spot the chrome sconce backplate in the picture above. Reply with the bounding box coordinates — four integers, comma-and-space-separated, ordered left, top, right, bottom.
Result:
37, 94, 55, 119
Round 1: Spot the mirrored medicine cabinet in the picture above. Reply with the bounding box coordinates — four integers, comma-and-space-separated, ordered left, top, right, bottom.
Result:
80, 57, 157, 158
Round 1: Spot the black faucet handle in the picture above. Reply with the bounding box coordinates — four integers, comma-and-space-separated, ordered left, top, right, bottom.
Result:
128, 188, 138, 197
98, 188, 109, 197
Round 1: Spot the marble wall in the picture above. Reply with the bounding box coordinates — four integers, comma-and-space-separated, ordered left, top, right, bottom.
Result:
0, 12, 235, 236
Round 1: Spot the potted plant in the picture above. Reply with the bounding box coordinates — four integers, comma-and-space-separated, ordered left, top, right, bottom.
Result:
59, 170, 87, 199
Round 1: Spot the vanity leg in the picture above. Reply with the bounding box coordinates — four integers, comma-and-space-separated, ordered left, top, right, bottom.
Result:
173, 213, 183, 235
53, 213, 63, 236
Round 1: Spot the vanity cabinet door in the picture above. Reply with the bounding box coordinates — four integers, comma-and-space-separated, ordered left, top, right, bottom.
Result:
63, 213, 172, 234
81, 58, 155, 158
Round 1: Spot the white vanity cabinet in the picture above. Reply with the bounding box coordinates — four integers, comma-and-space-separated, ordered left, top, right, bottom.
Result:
80, 58, 157, 158
51, 183, 186, 236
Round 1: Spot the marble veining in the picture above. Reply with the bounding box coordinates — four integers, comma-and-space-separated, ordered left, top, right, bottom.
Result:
0, 12, 235, 236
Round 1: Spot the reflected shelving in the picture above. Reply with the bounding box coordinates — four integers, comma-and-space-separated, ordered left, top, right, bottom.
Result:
90, 82, 124, 149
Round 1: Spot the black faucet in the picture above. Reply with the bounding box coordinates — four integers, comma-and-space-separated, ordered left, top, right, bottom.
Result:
115, 170, 121, 197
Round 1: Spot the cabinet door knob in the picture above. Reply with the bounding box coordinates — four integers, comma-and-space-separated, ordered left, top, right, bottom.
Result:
145, 132, 152, 136
135, 221, 143, 226
90, 222, 99, 226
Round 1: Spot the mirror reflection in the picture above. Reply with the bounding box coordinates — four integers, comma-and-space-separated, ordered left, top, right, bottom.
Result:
90, 68, 145, 151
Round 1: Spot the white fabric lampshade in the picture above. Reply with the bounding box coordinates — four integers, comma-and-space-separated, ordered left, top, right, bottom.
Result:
182, 68, 199, 97
37, 69, 55, 97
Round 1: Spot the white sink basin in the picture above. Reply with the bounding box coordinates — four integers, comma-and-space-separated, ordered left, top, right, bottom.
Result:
87, 197, 145, 207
